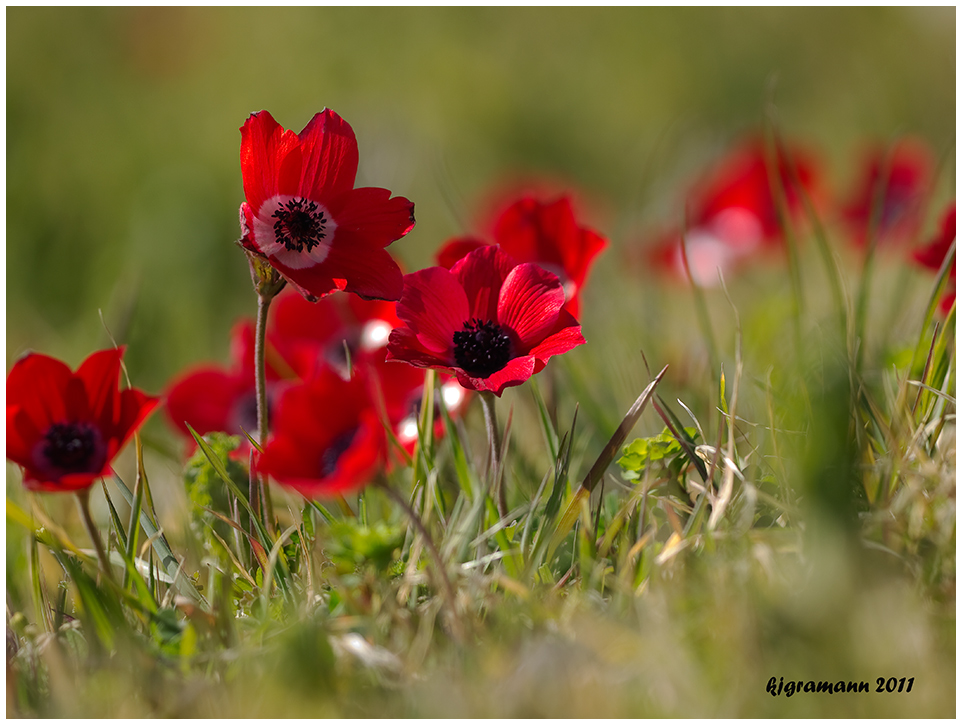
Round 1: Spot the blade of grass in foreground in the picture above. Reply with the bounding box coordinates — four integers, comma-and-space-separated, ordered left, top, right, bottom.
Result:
186, 424, 293, 599
113, 473, 208, 610
543, 365, 667, 566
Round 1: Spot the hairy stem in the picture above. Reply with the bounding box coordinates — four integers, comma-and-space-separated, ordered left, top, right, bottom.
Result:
254, 289, 276, 534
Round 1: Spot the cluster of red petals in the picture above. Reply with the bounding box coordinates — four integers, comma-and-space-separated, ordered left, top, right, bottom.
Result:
255, 369, 386, 498
163, 287, 469, 492
841, 138, 933, 248
164, 321, 288, 452
387, 245, 586, 397
238, 109, 415, 302
268, 287, 400, 380
912, 203, 956, 315
645, 139, 821, 286
435, 193, 607, 318
7, 348, 159, 492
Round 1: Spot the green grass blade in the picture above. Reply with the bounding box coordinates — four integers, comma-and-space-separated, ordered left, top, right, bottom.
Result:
113, 473, 208, 610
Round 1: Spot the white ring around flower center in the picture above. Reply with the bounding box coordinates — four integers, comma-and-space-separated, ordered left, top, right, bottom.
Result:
253, 194, 337, 269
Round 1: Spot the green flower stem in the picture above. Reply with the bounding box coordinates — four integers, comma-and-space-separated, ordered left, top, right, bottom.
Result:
480, 391, 508, 519
75, 488, 115, 584
254, 287, 277, 534
243, 248, 286, 536
376, 480, 465, 644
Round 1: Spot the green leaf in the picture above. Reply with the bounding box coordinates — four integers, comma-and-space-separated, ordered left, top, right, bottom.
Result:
617, 426, 698, 481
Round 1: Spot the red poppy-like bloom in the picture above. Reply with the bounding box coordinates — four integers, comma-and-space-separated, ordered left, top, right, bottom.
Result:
387, 245, 586, 396
841, 138, 933, 248
912, 203, 956, 314
6, 348, 159, 492
645, 138, 822, 285
164, 321, 287, 447
238, 109, 415, 302
271, 289, 468, 453
689, 139, 820, 244
256, 369, 385, 498
435, 194, 607, 318
268, 288, 399, 380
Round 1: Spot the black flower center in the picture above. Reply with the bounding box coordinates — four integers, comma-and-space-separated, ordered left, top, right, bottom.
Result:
453, 318, 512, 378
272, 197, 328, 253
319, 429, 358, 479
42, 422, 100, 473
232, 387, 276, 441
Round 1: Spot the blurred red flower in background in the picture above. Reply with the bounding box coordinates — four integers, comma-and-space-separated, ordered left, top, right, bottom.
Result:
387, 245, 585, 396
645, 138, 822, 285
7, 348, 159, 492
238, 109, 415, 302
371, 355, 468, 453
268, 289, 468, 453
912, 202, 956, 315
256, 369, 386, 498
164, 321, 288, 447
435, 193, 607, 318
841, 138, 934, 248
268, 288, 399, 380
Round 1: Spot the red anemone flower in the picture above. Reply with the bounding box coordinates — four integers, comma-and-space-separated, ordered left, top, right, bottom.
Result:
643, 138, 821, 285
912, 203, 956, 314
435, 194, 607, 318
239, 109, 415, 302
387, 245, 586, 397
268, 288, 399, 380
689, 139, 820, 245
256, 369, 385, 498
270, 289, 467, 454
841, 138, 933, 248
7, 347, 159, 492
164, 321, 288, 448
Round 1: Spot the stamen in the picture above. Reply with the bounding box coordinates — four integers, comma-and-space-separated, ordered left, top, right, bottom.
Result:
272, 197, 328, 253
42, 422, 100, 473
453, 318, 512, 378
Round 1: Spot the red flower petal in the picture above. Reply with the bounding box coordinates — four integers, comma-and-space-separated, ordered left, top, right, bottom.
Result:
116, 389, 161, 450
527, 314, 587, 362
451, 244, 516, 323
385, 328, 452, 370
6, 406, 37, 469
7, 353, 73, 432
912, 203, 956, 272
455, 355, 536, 396
327, 187, 416, 250
164, 366, 247, 437
240, 110, 301, 213
435, 236, 488, 269
76, 347, 125, 429
295, 110, 359, 202
494, 196, 572, 272
311, 237, 405, 301
497, 262, 566, 352
395, 266, 469, 356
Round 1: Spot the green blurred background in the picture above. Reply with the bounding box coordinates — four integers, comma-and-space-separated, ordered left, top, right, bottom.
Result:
7, 6, 955, 389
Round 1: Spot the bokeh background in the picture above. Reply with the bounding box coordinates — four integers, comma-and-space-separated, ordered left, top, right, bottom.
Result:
7, 7, 954, 387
